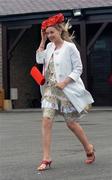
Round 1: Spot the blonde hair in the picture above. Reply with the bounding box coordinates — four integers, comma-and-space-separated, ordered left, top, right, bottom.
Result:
55, 20, 75, 42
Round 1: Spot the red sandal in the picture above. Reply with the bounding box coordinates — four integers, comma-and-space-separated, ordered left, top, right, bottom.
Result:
37, 160, 52, 171
85, 145, 95, 164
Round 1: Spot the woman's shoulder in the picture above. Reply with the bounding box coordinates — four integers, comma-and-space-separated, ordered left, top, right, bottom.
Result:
46, 42, 54, 49
64, 41, 77, 49
64, 41, 78, 52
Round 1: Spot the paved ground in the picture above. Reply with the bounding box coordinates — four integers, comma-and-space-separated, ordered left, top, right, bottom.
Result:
0, 110, 112, 180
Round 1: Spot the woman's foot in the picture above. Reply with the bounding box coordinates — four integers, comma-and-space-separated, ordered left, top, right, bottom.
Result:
85, 144, 95, 164
37, 160, 52, 171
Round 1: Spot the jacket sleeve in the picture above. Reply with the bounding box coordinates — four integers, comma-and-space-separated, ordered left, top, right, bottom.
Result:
36, 42, 52, 64
68, 44, 83, 82
36, 49, 46, 64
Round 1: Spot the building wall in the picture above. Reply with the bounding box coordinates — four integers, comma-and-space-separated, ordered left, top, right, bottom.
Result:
0, 24, 3, 87
6, 22, 112, 108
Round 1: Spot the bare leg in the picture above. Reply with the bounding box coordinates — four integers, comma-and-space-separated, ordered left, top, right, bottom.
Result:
66, 120, 93, 153
37, 117, 53, 170
42, 117, 53, 160
65, 119, 95, 164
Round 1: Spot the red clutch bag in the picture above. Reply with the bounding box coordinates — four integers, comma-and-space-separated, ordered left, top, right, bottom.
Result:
30, 65, 45, 85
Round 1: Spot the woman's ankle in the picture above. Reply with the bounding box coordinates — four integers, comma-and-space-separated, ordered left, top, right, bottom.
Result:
85, 144, 93, 153
43, 156, 52, 161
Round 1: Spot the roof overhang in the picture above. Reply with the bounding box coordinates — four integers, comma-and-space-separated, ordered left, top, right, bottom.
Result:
0, 7, 112, 25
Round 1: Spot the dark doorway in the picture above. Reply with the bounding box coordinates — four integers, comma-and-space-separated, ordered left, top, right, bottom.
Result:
88, 50, 112, 106
88, 23, 112, 107
9, 25, 42, 109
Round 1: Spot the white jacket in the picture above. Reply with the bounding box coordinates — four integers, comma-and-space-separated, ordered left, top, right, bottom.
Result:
36, 41, 94, 113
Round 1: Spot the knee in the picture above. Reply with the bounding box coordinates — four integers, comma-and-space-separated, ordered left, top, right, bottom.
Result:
66, 120, 78, 129
42, 117, 53, 129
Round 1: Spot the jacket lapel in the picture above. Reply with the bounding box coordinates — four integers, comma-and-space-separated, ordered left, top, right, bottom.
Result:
45, 43, 55, 71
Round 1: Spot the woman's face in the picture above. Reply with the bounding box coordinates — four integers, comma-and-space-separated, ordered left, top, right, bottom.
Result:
45, 26, 62, 42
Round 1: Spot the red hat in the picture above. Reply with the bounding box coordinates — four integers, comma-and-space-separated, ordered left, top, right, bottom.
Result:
41, 13, 64, 30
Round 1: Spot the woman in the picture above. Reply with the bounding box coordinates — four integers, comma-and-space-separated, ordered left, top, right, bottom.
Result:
36, 13, 95, 171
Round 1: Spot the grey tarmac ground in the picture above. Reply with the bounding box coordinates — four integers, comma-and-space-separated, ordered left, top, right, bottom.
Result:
0, 109, 112, 180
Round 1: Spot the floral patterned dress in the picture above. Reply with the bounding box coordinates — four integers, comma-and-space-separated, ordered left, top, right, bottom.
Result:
41, 55, 78, 113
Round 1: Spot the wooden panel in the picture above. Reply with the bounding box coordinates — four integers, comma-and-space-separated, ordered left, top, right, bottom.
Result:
2, 24, 10, 99
0, 24, 3, 87
80, 20, 87, 87
0, 88, 4, 109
